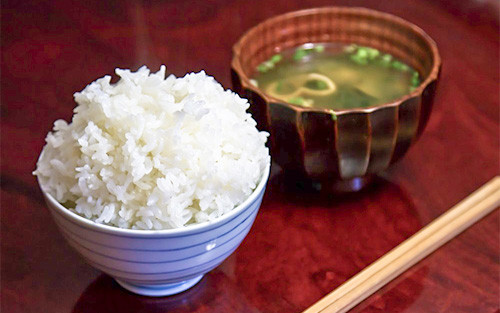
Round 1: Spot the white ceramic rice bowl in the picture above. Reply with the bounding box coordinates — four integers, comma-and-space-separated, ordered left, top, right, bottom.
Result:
39, 163, 270, 296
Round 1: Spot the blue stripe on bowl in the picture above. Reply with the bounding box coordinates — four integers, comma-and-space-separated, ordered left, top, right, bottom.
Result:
63, 218, 253, 273
88, 261, 211, 285
52, 197, 261, 254
84, 242, 240, 278
58, 215, 251, 263
60, 210, 255, 264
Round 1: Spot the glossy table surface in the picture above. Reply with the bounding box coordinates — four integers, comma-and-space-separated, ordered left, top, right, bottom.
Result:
1, 0, 499, 312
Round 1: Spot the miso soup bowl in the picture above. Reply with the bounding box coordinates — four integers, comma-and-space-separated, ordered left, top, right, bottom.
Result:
232, 7, 441, 192
38, 163, 270, 297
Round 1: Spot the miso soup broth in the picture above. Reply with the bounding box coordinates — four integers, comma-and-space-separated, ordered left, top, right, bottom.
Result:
252, 43, 420, 110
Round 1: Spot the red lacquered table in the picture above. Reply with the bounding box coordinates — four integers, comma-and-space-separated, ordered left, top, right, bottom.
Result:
1, 1, 498, 312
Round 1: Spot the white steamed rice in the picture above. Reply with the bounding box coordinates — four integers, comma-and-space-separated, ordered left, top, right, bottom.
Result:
34, 66, 270, 230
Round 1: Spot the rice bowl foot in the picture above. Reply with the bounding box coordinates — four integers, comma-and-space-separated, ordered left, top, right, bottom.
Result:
115, 275, 204, 297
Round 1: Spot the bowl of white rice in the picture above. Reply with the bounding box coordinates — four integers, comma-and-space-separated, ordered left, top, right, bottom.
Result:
34, 66, 270, 296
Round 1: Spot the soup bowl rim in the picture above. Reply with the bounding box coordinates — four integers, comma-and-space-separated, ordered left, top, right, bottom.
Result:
231, 6, 442, 116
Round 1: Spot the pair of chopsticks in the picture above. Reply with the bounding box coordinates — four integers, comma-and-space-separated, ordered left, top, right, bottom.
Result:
303, 176, 500, 313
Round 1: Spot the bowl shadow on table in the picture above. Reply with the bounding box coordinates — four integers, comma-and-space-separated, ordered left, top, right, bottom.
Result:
267, 166, 405, 207
232, 166, 430, 312
72, 268, 259, 313
72, 274, 205, 313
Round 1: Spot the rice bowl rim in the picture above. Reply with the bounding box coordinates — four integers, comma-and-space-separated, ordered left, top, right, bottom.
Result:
37, 152, 271, 238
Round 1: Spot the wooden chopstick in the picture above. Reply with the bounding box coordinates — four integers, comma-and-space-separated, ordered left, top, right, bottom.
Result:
303, 176, 500, 313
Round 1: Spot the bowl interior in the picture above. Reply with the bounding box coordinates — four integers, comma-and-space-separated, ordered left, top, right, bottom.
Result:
232, 7, 440, 108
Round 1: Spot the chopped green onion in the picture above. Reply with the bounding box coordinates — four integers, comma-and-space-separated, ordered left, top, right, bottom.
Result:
350, 54, 368, 65
379, 54, 393, 67
365, 47, 380, 60
314, 45, 325, 53
288, 97, 305, 105
293, 44, 326, 61
315, 80, 328, 90
305, 79, 328, 90
257, 60, 276, 73
293, 48, 310, 61
257, 63, 268, 73
330, 111, 337, 121
264, 61, 275, 69
391, 61, 409, 71
382, 54, 393, 62
257, 53, 283, 73
344, 44, 358, 53
270, 54, 282, 63
411, 71, 420, 87
356, 48, 369, 58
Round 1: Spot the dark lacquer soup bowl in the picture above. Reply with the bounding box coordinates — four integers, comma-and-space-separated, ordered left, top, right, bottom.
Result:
231, 7, 441, 192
